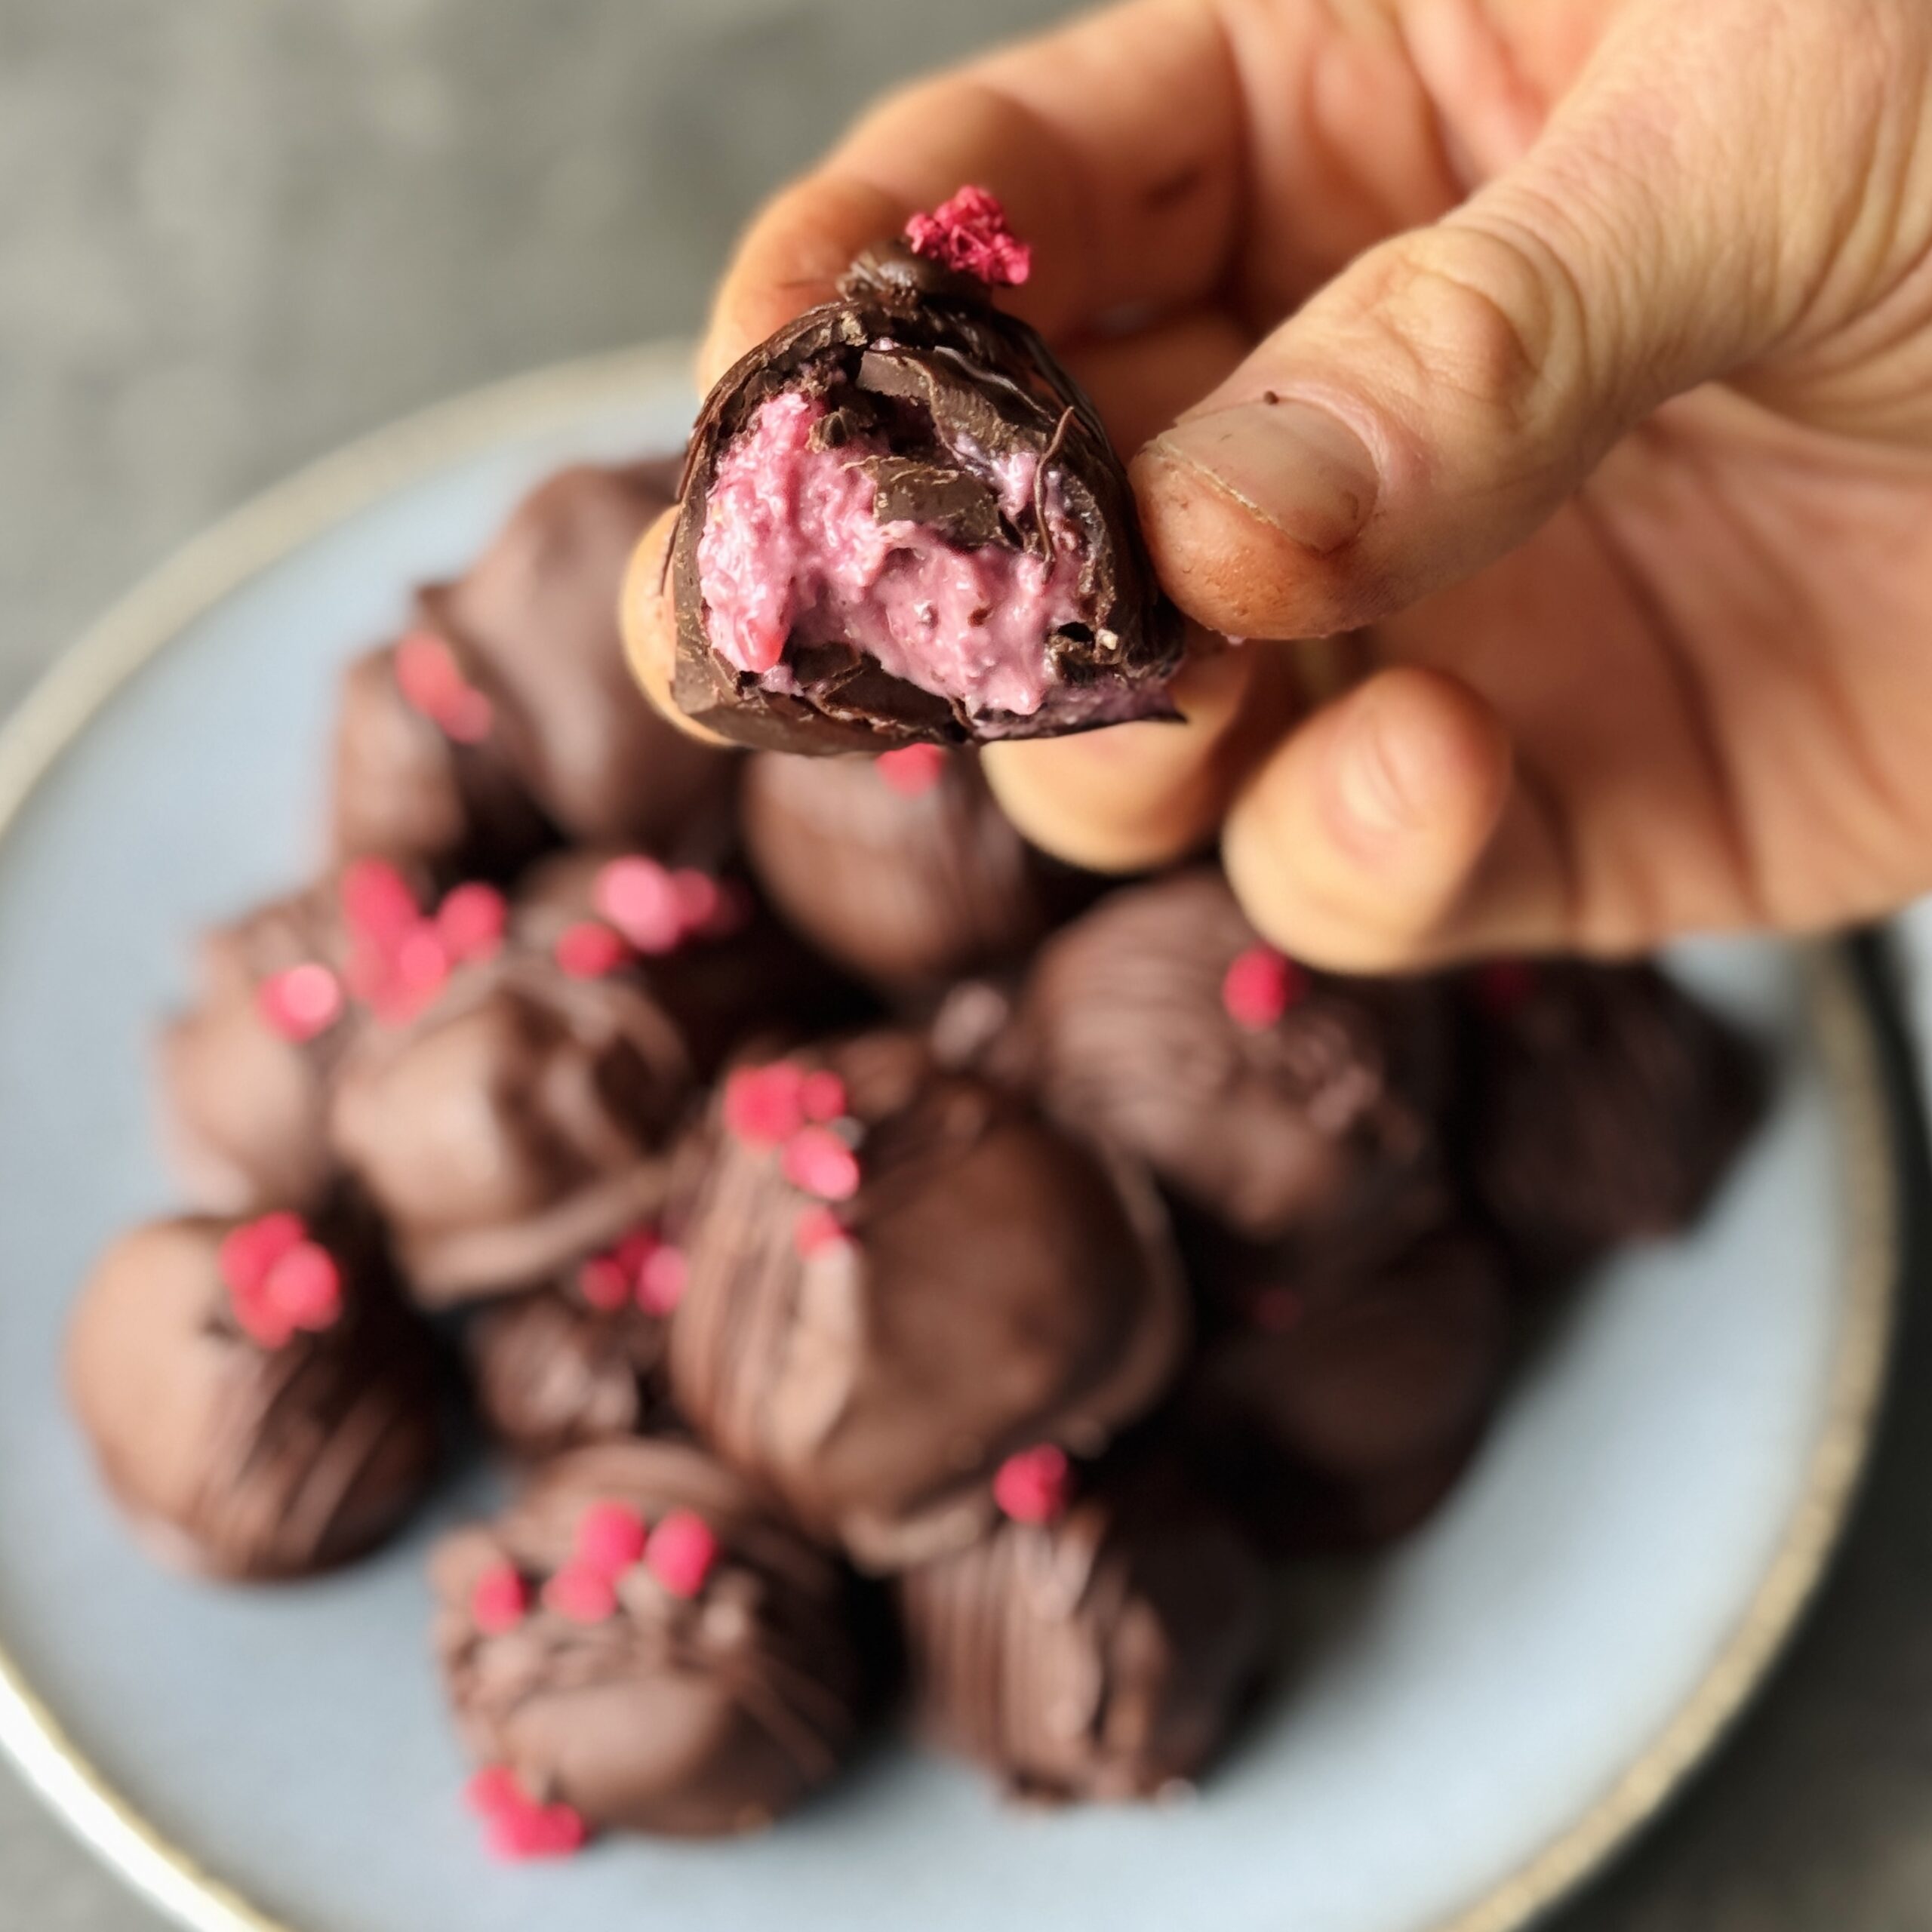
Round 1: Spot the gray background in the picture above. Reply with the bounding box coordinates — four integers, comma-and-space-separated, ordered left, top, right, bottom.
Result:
2, 5, 1928, 1927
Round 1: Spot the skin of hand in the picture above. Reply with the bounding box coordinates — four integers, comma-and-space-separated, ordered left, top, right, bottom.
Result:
632, 0, 1932, 969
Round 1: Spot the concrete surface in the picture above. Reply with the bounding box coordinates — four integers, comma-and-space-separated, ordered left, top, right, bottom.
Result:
2, 5, 1927, 1928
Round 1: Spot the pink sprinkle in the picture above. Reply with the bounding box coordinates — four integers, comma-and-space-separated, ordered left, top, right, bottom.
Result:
436, 883, 507, 964
486, 1798, 588, 1862
669, 869, 722, 937
439, 687, 495, 746
555, 921, 629, 979
339, 860, 421, 946
577, 1253, 632, 1313
874, 744, 949, 797
542, 1562, 618, 1625
1475, 959, 1539, 1017
903, 185, 1032, 287
645, 1509, 719, 1598
395, 632, 494, 744
470, 1561, 529, 1635
611, 1227, 660, 1276
635, 1244, 688, 1318
594, 856, 684, 954
798, 1070, 848, 1123
722, 1063, 807, 1146
793, 1204, 851, 1258
463, 1765, 526, 1817
993, 1444, 1072, 1524
395, 925, 451, 998
262, 1241, 343, 1333
256, 962, 343, 1043
574, 1502, 649, 1577
217, 1212, 307, 1298
1222, 945, 1307, 1031
782, 1127, 862, 1201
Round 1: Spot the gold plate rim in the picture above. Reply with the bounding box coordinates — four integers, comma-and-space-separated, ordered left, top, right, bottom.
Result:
0, 345, 1900, 1932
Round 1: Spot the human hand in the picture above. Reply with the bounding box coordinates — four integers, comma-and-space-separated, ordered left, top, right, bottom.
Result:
663, 0, 1932, 968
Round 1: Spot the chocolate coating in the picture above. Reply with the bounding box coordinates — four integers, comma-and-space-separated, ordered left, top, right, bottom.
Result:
1183, 1223, 1514, 1553
157, 873, 377, 1214
468, 1280, 673, 1460
66, 1214, 441, 1580
898, 1463, 1266, 1801
1465, 961, 1766, 1282
1019, 870, 1453, 1257
333, 460, 732, 876
329, 953, 693, 1305
669, 245, 1182, 752
432, 1439, 865, 1838
511, 848, 875, 1072
669, 1032, 1189, 1570
740, 748, 1068, 989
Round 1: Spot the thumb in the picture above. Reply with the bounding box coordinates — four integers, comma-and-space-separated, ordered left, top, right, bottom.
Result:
1131, 6, 1809, 638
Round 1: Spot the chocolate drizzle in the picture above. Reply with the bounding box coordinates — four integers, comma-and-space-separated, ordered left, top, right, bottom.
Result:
65, 1214, 441, 1580
898, 1461, 1265, 1801
329, 953, 694, 1303
431, 1440, 865, 1838
157, 871, 390, 1214
1018, 871, 1453, 1260
670, 244, 1182, 752
668, 1032, 1188, 1570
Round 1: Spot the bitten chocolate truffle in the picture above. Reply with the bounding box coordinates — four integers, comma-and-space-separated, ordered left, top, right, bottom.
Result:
466, 1223, 687, 1460
431, 1439, 865, 1848
666, 189, 1182, 753
1183, 1223, 1515, 1553
898, 1461, 1266, 1801
65, 1211, 441, 1580
1463, 960, 1766, 1281
332, 459, 732, 878
669, 1032, 1189, 1570
740, 745, 1068, 989
1018, 869, 1452, 1257
156, 862, 437, 1214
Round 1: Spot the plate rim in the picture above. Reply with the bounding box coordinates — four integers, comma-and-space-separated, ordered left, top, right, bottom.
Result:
0, 344, 1900, 1932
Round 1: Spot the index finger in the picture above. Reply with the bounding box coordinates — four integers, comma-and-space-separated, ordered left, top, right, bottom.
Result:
701, 0, 1244, 387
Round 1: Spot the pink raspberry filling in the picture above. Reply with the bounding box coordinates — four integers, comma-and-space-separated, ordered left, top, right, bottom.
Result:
696, 390, 1088, 720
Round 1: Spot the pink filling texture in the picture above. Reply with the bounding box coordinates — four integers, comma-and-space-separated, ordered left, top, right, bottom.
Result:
697, 390, 1088, 719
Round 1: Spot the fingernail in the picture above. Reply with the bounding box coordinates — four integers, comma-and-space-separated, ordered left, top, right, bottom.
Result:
1149, 401, 1378, 554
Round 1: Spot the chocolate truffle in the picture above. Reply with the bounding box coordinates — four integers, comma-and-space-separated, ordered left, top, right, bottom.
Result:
65, 1211, 441, 1580
667, 189, 1182, 753
898, 1461, 1266, 1801
740, 744, 1069, 989
431, 1439, 865, 1845
1463, 959, 1766, 1281
328, 950, 694, 1306
1183, 1223, 1514, 1553
155, 866, 412, 1214
509, 846, 874, 1072
332, 459, 733, 877
668, 1032, 1189, 1570
1018, 870, 1453, 1259
466, 1224, 685, 1459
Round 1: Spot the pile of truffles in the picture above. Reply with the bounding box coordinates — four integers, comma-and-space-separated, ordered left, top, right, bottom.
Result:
66, 191, 1767, 1865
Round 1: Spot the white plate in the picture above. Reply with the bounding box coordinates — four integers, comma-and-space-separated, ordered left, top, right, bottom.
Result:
0, 347, 1899, 1932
